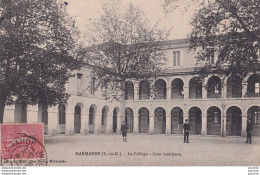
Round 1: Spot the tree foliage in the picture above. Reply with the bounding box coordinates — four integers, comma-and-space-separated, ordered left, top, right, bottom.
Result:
162, 0, 260, 85
82, 1, 169, 120
0, 0, 81, 123
83, 1, 169, 99
189, 0, 260, 79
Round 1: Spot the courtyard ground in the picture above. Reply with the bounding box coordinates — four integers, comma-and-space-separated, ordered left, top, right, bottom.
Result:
44, 134, 260, 166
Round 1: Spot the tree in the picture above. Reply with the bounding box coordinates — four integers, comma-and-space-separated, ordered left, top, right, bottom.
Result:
162, 0, 260, 80
0, 0, 82, 123
83, 1, 169, 121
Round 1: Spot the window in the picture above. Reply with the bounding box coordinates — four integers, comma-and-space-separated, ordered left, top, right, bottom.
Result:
90, 77, 96, 95
173, 51, 180, 67
253, 111, 260, 125
213, 111, 220, 124
207, 48, 215, 64
77, 73, 83, 94
255, 83, 260, 93
58, 104, 66, 124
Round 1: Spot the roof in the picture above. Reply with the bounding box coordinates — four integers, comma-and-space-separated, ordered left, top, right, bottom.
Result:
158, 38, 190, 47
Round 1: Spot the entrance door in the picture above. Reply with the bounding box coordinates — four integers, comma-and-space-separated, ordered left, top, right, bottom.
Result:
139, 108, 149, 133
74, 106, 81, 134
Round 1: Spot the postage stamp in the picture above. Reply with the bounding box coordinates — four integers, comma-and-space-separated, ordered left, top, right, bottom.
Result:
0, 123, 48, 166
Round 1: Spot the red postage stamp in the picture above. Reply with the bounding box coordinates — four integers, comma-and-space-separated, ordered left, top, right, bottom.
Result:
1, 123, 47, 166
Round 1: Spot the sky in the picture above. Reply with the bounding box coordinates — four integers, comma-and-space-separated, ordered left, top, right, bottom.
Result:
64, 0, 198, 41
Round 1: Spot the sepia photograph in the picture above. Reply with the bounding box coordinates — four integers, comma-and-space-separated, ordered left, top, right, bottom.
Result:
0, 0, 260, 168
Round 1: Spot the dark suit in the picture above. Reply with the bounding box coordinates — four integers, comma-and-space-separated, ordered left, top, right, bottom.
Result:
121, 124, 127, 137
183, 123, 190, 143
246, 122, 253, 143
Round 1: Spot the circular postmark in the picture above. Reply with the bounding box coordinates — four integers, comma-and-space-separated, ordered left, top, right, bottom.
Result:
1, 132, 48, 166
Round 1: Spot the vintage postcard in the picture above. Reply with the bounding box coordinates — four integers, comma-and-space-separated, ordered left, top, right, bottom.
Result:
0, 0, 259, 167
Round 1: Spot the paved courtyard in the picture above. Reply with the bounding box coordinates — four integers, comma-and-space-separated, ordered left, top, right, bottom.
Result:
44, 134, 260, 166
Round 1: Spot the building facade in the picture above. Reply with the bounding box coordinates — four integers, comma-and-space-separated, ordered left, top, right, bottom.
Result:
3, 39, 260, 137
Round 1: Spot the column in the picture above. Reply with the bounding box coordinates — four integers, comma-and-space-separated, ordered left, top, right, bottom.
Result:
165, 115, 171, 135
149, 116, 154, 134
201, 114, 207, 136
241, 114, 247, 137
242, 82, 248, 98
65, 110, 74, 135
222, 84, 227, 98
133, 115, 139, 133
3, 105, 15, 123
94, 114, 102, 134
220, 114, 226, 137
167, 86, 172, 99
183, 86, 189, 99
47, 106, 58, 136
26, 105, 38, 123
134, 82, 139, 100
202, 86, 207, 99
106, 114, 113, 134
81, 112, 88, 135
116, 115, 122, 133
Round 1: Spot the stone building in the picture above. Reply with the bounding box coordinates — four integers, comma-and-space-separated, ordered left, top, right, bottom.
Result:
3, 38, 260, 137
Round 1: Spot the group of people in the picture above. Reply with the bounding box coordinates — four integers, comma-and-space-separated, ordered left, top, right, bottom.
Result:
120, 119, 254, 144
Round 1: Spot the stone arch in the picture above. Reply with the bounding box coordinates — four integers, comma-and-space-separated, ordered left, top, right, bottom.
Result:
89, 104, 97, 133
224, 104, 244, 115
139, 80, 150, 100
101, 106, 109, 133
125, 107, 134, 133
138, 107, 150, 133
154, 79, 167, 99
154, 107, 166, 134
171, 107, 183, 134
207, 75, 222, 98
246, 105, 260, 136
171, 78, 184, 99
58, 104, 66, 134
186, 105, 203, 116
74, 103, 84, 134
189, 77, 202, 99
112, 107, 120, 133
169, 76, 186, 86
226, 106, 242, 136
226, 75, 242, 98
125, 81, 134, 100
207, 106, 221, 135
188, 107, 202, 135
247, 74, 260, 97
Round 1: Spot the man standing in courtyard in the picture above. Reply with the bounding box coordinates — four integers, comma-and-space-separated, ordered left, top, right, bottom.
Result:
121, 121, 128, 142
246, 119, 253, 144
183, 119, 190, 143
